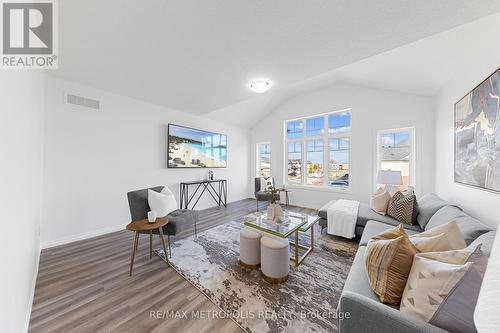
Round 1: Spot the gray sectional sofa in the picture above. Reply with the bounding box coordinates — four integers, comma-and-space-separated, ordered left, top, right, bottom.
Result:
318, 194, 496, 333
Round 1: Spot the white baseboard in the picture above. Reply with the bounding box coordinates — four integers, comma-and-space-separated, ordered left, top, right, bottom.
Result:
41, 224, 124, 249
23, 241, 41, 333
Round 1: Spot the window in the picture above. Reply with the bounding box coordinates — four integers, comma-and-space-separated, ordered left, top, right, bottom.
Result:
287, 142, 302, 183
285, 109, 351, 189
286, 120, 303, 139
306, 139, 323, 185
377, 128, 414, 191
257, 143, 271, 177
329, 138, 349, 187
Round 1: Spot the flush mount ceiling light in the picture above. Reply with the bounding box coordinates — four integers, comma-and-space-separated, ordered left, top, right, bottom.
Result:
249, 80, 271, 93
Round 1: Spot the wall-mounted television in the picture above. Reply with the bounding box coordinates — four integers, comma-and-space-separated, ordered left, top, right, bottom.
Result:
167, 124, 227, 168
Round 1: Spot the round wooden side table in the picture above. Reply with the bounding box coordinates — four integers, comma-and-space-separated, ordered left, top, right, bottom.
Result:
126, 218, 170, 276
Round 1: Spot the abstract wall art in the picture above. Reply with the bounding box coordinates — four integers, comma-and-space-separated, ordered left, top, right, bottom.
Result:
455, 67, 500, 192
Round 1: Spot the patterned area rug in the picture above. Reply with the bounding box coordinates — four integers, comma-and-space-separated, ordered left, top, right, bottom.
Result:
155, 213, 358, 333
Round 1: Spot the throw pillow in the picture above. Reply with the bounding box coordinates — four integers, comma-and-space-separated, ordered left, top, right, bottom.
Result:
364, 224, 419, 305
400, 246, 487, 333
410, 220, 466, 252
260, 176, 274, 191
148, 188, 177, 217
387, 191, 418, 225
370, 187, 391, 215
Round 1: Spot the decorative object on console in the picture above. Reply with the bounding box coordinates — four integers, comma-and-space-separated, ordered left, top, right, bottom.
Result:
370, 187, 391, 215
387, 191, 418, 225
400, 245, 488, 333
147, 210, 157, 223
364, 224, 418, 305
167, 124, 227, 168
455, 67, 500, 193
377, 170, 402, 193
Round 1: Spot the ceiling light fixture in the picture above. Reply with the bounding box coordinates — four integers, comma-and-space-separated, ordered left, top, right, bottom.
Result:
249, 80, 271, 93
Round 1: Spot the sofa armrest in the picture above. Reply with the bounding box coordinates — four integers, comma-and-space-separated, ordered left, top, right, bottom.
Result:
338, 291, 447, 333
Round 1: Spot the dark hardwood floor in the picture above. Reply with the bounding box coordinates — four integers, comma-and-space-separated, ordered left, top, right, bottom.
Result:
29, 199, 317, 333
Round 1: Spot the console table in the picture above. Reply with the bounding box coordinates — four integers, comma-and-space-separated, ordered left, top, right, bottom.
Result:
179, 179, 227, 210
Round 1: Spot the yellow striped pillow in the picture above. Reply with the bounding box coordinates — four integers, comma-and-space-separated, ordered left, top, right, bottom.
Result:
364, 224, 419, 305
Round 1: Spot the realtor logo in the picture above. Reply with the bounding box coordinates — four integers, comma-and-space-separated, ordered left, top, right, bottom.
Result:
1, 0, 58, 68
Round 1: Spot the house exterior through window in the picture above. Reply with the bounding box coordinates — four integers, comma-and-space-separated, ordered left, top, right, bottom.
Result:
285, 109, 351, 190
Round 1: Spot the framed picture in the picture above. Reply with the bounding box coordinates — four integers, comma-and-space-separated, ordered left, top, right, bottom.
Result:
454, 67, 500, 192
167, 124, 227, 168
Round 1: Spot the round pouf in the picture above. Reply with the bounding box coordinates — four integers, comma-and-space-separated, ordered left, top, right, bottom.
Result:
260, 236, 289, 284
239, 228, 262, 269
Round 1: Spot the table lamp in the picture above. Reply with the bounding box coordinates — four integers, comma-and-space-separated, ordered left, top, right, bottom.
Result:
377, 170, 402, 193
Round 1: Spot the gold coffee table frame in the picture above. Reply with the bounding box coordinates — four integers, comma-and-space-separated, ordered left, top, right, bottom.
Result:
244, 212, 319, 267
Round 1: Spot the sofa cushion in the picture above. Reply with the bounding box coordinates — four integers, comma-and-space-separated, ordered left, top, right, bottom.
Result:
470, 230, 497, 257
426, 206, 491, 245
364, 225, 419, 305
164, 209, 199, 235
387, 191, 419, 225
410, 221, 466, 252
319, 202, 422, 231
360, 221, 420, 247
341, 246, 380, 303
416, 194, 452, 230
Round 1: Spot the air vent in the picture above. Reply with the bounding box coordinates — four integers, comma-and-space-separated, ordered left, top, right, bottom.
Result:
66, 93, 100, 110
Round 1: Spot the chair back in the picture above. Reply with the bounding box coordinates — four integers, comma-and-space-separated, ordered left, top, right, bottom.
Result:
255, 177, 276, 193
254, 177, 261, 193
127, 186, 164, 222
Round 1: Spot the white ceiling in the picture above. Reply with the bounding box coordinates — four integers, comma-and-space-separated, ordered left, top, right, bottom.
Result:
52, 1, 500, 118
206, 11, 500, 128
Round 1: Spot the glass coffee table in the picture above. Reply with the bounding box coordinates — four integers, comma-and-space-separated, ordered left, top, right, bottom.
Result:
243, 211, 319, 267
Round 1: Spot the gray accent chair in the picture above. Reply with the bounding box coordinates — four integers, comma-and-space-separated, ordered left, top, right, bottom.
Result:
254, 177, 280, 211
336, 193, 495, 333
127, 186, 199, 257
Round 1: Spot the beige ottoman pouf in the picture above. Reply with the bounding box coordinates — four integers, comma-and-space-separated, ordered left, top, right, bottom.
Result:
260, 236, 290, 284
239, 228, 262, 269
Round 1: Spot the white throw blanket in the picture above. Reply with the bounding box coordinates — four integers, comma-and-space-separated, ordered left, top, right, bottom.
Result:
326, 199, 359, 239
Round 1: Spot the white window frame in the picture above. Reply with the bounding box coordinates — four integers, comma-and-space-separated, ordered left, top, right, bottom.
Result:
283, 108, 352, 192
256, 142, 271, 177
375, 127, 416, 191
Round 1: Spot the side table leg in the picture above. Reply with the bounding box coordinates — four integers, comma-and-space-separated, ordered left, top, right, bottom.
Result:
158, 227, 170, 265
129, 232, 139, 276
149, 231, 153, 259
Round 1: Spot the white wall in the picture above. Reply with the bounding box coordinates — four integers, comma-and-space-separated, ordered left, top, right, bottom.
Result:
42, 76, 251, 248
0, 72, 45, 332
251, 83, 435, 209
435, 66, 500, 228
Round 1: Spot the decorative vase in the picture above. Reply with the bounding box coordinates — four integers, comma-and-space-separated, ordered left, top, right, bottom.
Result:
267, 203, 283, 221
147, 210, 157, 223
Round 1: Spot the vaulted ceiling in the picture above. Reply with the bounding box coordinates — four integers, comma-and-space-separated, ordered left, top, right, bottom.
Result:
52, 1, 500, 124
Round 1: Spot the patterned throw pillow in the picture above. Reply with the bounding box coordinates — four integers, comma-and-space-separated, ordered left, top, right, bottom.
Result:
400, 245, 487, 333
364, 224, 419, 305
260, 177, 274, 191
387, 191, 418, 225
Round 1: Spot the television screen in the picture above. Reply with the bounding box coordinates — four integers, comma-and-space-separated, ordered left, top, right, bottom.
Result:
167, 124, 227, 168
